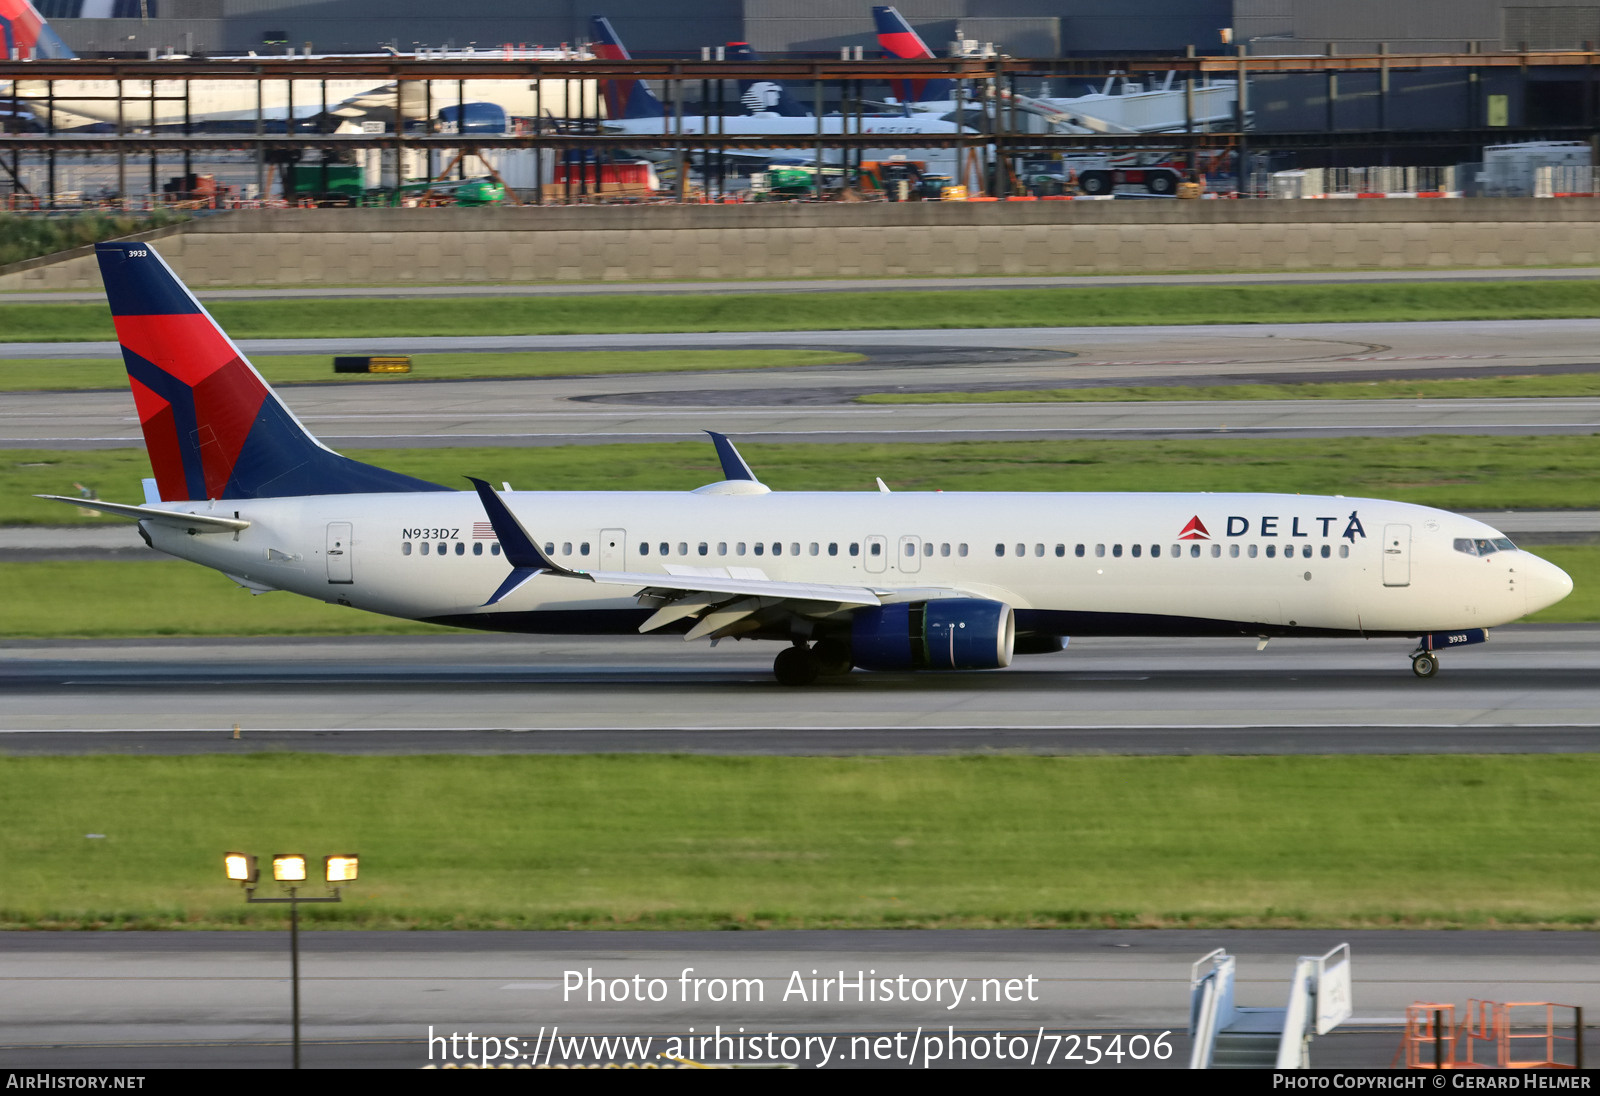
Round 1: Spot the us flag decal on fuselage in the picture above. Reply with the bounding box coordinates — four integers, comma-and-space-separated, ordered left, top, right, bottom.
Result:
473, 522, 497, 539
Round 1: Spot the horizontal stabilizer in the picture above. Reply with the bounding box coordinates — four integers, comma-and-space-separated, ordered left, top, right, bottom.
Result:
34, 494, 250, 533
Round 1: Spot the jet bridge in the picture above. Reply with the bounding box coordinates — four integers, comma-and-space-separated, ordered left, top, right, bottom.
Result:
1189, 943, 1352, 1069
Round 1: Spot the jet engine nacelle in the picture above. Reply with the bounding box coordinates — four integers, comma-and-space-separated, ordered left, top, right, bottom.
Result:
850, 598, 1015, 671
436, 102, 508, 135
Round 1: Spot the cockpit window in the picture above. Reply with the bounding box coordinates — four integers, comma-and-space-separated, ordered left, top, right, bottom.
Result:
1455, 537, 1517, 556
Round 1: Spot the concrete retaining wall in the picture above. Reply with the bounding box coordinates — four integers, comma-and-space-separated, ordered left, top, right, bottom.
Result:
7, 199, 1600, 291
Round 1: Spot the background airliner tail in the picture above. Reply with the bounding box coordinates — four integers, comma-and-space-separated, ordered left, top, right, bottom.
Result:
589, 15, 665, 120
873, 5, 955, 104
0, 0, 74, 60
94, 243, 448, 501
723, 43, 811, 116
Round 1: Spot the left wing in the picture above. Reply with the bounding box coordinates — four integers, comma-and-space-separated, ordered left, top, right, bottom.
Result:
468, 476, 882, 640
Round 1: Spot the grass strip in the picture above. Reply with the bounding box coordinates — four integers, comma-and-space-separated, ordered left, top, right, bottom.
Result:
0, 560, 449, 637
4, 754, 1599, 931
7, 436, 1600, 528
0, 349, 862, 392
9, 281, 1600, 341
858, 373, 1600, 404
3, 547, 1591, 638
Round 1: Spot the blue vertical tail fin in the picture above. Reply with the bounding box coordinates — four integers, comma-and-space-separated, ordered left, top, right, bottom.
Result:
723, 42, 811, 117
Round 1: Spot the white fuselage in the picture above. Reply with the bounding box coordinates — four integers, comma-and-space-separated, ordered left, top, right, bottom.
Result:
7, 75, 599, 129
137, 489, 1571, 639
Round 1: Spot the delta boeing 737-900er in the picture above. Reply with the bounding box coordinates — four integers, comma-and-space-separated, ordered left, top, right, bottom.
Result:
44, 243, 1573, 684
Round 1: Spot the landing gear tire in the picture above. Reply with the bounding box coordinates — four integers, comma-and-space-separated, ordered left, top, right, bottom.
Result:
810, 640, 853, 677
774, 645, 820, 686
1411, 651, 1440, 679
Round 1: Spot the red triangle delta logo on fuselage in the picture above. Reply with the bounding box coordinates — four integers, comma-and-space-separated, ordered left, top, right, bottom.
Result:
1179, 516, 1210, 540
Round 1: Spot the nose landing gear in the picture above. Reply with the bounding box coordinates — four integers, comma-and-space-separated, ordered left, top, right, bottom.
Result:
1411, 649, 1440, 678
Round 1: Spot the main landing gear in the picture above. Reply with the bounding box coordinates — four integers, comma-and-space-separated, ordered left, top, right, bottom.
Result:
1410, 650, 1440, 679
773, 641, 853, 686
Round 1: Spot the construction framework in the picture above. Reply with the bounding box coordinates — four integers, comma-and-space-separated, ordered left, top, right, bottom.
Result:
3, 51, 1598, 202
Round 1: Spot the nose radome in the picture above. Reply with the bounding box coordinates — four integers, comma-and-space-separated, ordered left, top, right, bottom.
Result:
1522, 554, 1574, 615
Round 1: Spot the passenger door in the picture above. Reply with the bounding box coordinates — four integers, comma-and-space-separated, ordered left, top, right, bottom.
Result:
326, 522, 353, 584
1382, 524, 1411, 587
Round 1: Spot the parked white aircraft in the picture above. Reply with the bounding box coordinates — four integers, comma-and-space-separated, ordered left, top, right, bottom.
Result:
0, 0, 594, 130
45, 242, 1572, 684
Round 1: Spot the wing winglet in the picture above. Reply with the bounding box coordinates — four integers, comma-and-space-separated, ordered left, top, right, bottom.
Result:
467, 477, 593, 604
706, 431, 758, 482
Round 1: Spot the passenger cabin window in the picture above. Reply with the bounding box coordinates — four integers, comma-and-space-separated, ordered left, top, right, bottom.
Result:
580, 542, 590, 556
924, 542, 934, 556
1015, 543, 1025, 557
1229, 545, 1240, 558
1211, 544, 1221, 558
1339, 545, 1349, 558
995, 544, 1005, 557
1248, 545, 1258, 558
1095, 544, 1105, 558
640, 543, 650, 556
544, 543, 555, 556
1075, 544, 1085, 557
420, 542, 429, 555
959, 544, 968, 557
850, 543, 859, 556
829, 543, 839, 556
699, 542, 709, 556
491, 544, 501, 556
1152, 544, 1161, 558
1112, 544, 1122, 558
870, 543, 881, 557
1265, 544, 1276, 558
1131, 544, 1141, 558
754, 543, 765, 556
455, 542, 465, 555
1055, 544, 1065, 557
402, 542, 412, 556
473, 543, 483, 556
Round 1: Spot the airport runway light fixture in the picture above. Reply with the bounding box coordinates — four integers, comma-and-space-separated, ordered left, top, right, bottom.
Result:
225, 850, 357, 1069
324, 854, 359, 883
223, 852, 257, 883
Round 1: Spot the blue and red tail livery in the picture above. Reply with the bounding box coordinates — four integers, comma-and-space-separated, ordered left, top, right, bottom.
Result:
589, 15, 665, 121
873, 5, 954, 104
95, 243, 447, 501
0, 0, 74, 60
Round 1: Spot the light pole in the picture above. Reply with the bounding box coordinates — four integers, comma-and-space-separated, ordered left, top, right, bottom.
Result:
225, 852, 359, 1069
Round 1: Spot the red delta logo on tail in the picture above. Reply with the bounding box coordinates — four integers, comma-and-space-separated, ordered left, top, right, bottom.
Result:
0, 0, 75, 59
1178, 516, 1210, 540
95, 242, 448, 501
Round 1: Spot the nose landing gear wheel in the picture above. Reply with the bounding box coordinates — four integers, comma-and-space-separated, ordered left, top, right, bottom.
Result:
1411, 651, 1440, 678
774, 645, 820, 686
